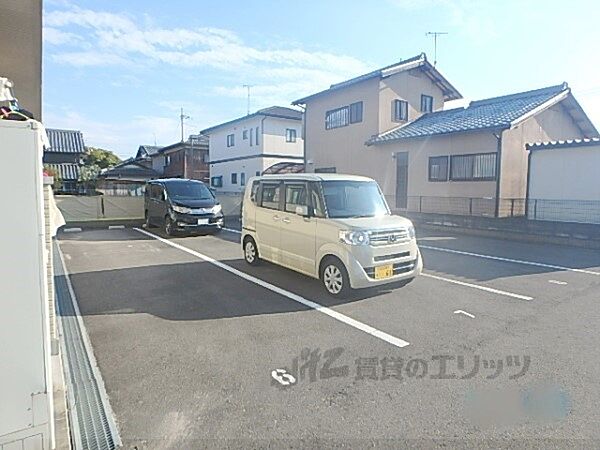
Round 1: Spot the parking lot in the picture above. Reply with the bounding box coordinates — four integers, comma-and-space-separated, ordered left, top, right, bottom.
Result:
57, 224, 600, 448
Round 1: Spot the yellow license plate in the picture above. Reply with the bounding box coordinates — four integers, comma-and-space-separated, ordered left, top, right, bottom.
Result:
374, 264, 394, 279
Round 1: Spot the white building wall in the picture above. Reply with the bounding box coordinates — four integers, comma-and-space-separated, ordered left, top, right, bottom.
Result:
208, 114, 303, 193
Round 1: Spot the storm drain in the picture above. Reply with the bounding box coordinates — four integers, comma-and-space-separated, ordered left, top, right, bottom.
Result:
54, 242, 121, 450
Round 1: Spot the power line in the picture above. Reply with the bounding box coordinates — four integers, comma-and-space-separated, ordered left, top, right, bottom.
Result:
425, 31, 448, 66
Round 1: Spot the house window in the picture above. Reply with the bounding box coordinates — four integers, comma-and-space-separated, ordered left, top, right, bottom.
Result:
255, 127, 259, 146
231, 173, 237, 184
315, 167, 337, 173
421, 94, 433, 113
240, 172, 246, 186
165, 155, 171, 166
255, 171, 261, 176
450, 153, 497, 181
250, 129, 253, 146
428, 156, 449, 181
286, 128, 297, 143
325, 106, 349, 130
227, 134, 235, 147
202, 153, 210, 163
349, 101, 363, 124
393, 99, 408, 122
243, 130, 248, 140
211, 176, 223, 187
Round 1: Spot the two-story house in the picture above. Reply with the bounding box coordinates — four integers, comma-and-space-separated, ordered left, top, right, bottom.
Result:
157, 134, 210, 182
293, 53, 598, 216
43, 128, 86, 193
201, 106, 303, 192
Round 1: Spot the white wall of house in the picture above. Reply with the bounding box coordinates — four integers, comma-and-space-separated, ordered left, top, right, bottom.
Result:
529, 144, 600, 201
208, 114, 303, 193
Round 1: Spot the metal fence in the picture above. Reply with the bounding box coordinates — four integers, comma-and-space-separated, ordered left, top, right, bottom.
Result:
405, 196, 600, 224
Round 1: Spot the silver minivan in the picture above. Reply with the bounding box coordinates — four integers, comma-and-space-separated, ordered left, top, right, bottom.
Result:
241, 174, 422, 297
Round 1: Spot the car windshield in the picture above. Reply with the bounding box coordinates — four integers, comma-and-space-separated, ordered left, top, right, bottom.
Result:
166, 182, 213, 200
322, 180, 389, 218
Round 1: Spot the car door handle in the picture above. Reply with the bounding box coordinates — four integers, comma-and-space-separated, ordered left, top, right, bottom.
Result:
272, 215, 280, 221
281, 217, 291, 224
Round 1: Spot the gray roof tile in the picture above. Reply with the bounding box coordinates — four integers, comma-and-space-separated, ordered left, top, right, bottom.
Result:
46, 128, 86, 153
46, 163, 80, 180
370, 83, 569, 144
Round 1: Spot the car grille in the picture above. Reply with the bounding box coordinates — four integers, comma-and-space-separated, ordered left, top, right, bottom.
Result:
373, 251, 410, 262
364, 259, 416, 278
190, 207, 214, 214
369, 228, 409, 246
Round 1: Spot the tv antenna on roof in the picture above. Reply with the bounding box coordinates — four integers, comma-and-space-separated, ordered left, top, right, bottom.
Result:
425, 31, 448, 66
242, 84, 254, 115
179, 107, 190, 142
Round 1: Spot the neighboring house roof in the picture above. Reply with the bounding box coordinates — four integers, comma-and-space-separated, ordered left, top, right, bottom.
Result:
200, 106, 302, 135
292, 53, 462, 105
526, 137, 600, 151
99, 158, 159, 180
368, 83, 599, 144
45, 128, 86, 153
136, 145, 162, 158
158, 134, 209, 154
46, 163, 80, 181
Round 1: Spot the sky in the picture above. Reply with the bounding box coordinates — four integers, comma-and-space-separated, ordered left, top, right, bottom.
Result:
42, 0, 600, 159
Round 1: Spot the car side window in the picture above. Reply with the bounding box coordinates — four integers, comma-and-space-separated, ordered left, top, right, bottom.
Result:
250, 180, 260, 204
284, 183, 308, 213
260, 182, 282, 210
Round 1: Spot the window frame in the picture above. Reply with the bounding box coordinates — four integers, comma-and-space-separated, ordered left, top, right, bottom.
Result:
449, 152, 497, 182
283, 182, 309, 213
392, 99, 408, 122
259, 181, 283, 211
240, 172, 246, 186
285, 128, 297, 143
226, 134, 235, 147
242, 130, 248, 140
325, 106, 349, 130
211, 176, 223, 188
420, 94, 433, 113
428, 155, 449, 182
255, 127, 259, 146
349, 101, 363, 124
231, 172, 238, 184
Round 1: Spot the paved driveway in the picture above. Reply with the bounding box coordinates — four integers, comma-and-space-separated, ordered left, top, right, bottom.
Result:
57, 225, 600, 448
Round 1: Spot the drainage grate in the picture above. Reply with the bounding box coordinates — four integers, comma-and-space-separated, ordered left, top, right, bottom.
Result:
54, 242, 121, 450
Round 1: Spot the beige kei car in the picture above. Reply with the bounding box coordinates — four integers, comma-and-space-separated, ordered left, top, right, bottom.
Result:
241, 174, 423, 297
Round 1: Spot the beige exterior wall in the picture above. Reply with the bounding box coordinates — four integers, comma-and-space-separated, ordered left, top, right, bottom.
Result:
500, 102, 583, 199
378, 69, 444, 134
0, 0, 42, 119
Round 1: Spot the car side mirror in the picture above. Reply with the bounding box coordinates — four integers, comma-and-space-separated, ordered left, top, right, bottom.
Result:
295, 205, 309, 217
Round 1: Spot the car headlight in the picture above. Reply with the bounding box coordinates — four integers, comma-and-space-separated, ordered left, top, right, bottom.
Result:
211, 204, 222, 214
339, 230, 370, 246
408, 224, 416, 239
172, 205, 192, 214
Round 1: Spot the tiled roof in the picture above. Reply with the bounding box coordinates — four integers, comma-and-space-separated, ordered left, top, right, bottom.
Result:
293, 53, 462, 104
369, 83, 570, 144
526, 137, 600, 150
200, 106, 302, 135
46, 163, 80, 180
99, 158, 159, 179
46, 128, 86, 153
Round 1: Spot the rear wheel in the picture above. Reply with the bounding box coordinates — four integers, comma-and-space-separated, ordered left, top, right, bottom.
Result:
164, 216, 175, 236
243, 237, 260, 265
320, 257, 351, 298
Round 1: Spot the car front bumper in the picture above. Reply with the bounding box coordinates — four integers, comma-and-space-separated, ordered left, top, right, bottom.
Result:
345, 248, 423, 289
172, 212, 224, 230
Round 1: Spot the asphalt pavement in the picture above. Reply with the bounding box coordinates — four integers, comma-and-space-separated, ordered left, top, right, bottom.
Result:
57, 224, 600, 449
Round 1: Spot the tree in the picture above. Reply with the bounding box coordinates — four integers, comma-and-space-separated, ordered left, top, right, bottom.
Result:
83, 146, 121, 169
43, 164, 63, 190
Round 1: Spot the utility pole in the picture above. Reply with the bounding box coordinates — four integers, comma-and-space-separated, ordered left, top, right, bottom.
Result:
425, 31, 448, 66
179, 107, 190, 142
242, 84, 253, 115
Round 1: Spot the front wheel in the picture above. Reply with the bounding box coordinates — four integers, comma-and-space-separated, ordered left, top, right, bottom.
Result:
164, 216, 175, 236
321, 258, 351, 298
243, 237, 260, 265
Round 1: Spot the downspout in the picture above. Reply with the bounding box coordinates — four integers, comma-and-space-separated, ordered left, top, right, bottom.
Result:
525, 146, 532, 219
493, 131, 503, 217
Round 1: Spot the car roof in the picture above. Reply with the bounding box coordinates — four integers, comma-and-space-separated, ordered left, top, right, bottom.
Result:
255, 173, 374, 182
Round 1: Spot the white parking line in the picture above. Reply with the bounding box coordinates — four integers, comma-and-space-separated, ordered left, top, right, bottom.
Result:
63, 227, 82, 233
420, 245, 600, 276
453, 310, 475, 318
422, 273, 533, 301
108, 225, 125, 230
134, 228, 410, 349
223, 227, 241, 234
549, 280, 568, 285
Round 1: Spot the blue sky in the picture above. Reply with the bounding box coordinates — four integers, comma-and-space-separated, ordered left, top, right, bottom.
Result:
43, 0, 600, 159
